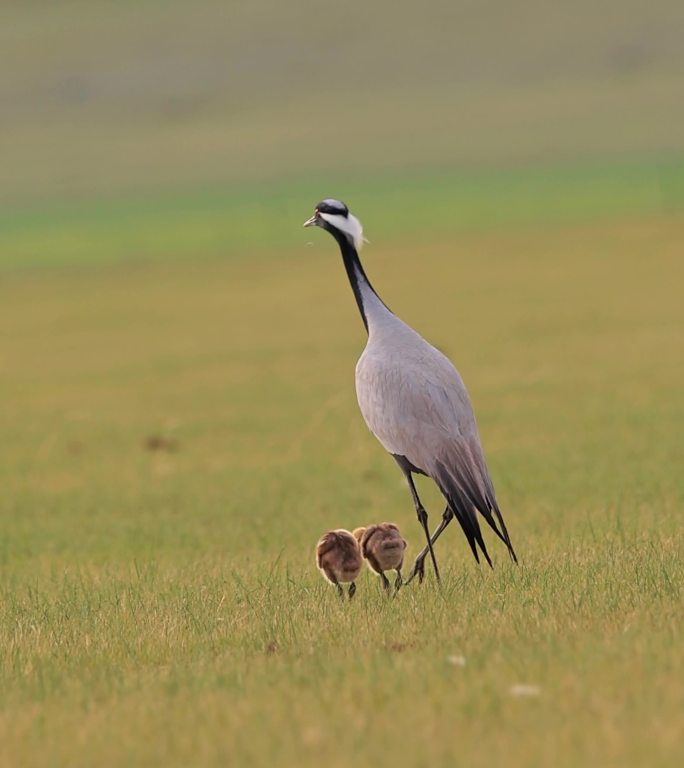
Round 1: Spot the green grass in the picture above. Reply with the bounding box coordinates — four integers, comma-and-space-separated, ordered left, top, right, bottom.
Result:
1, 543, 681, 767
2, 157, 684, 269
2, 1, 684, 763
1, 203, 682, 766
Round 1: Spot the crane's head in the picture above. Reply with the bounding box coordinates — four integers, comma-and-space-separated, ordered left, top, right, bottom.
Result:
303, 198, 365, 251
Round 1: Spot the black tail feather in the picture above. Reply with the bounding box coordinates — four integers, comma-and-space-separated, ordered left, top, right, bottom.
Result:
489, 500, 518, 563
436, 477, 493, 567
450, 507, 481, 564
434, 458, 512, 567
450, 460, 512, 555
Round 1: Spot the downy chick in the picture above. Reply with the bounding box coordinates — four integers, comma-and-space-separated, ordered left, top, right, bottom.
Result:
353, 523, 407, 592
316, 529, 363, 599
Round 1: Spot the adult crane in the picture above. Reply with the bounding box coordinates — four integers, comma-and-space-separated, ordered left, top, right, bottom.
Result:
304, 199, 517, 582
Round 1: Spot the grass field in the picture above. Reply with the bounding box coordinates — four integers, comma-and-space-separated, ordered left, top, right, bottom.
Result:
2, 1, 684, 765
2, 189, 683, 765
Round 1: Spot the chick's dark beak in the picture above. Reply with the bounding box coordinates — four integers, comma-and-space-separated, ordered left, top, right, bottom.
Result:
302, 211, 318, 228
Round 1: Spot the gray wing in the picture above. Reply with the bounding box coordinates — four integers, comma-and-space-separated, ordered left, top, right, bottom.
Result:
356, 342, 517, 564
355, 341, 480, 468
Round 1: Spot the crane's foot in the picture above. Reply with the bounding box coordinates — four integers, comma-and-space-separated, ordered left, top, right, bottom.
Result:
405, 554, 426, 585
416, 506, 441, 582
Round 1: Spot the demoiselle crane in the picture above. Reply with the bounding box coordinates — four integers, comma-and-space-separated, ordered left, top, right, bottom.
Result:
303, 199, 517, 583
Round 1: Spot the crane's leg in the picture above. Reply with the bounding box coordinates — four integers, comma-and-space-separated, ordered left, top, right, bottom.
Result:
405, 473, 441, 582
348, 582, 357, 600
394, 568, 403, 592
406, 506, 454, 584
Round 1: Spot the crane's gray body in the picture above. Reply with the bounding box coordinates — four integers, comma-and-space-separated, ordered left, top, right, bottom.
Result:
353, 261, 499, 521
304, 199, 516, 567
350, 252, 515, 563
357, 317, 480, 476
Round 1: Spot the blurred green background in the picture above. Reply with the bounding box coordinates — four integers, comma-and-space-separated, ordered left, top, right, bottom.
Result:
2, 0, 684, 267
1, 2, 683, 767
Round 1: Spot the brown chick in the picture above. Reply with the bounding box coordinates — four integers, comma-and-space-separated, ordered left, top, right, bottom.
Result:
353, 523, 407, 592
316, 529, 363, 599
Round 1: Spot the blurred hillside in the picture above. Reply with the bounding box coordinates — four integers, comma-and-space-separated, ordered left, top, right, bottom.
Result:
2, 0, 683, 208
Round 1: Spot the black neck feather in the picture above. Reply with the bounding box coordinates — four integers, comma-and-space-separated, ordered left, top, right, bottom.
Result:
330, 230, 386, 333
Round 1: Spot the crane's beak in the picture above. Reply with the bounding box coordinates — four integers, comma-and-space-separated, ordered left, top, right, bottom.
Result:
302, 213, 318, 228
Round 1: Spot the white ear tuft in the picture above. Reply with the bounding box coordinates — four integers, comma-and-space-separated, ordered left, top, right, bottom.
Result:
319, 212, 365, 251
